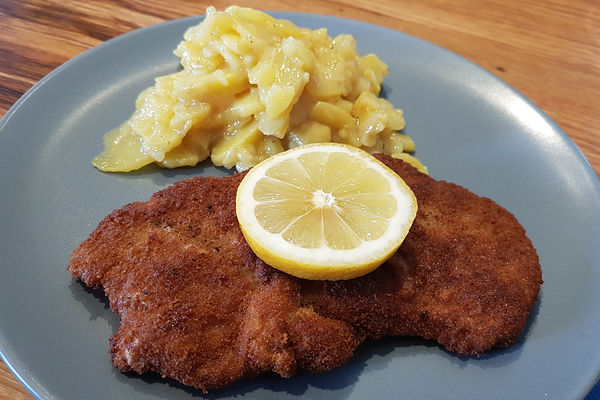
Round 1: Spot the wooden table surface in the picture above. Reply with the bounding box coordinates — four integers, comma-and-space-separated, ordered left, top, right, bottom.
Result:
1, 0, 599, 398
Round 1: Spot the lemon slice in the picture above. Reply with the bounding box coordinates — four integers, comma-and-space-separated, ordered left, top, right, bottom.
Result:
236, 143, 417, 280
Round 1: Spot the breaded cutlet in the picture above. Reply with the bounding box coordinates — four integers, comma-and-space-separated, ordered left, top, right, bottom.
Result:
68, 154, 542, 391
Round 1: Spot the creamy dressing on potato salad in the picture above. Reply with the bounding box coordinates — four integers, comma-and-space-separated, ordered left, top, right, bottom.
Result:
93, 6, 426, 173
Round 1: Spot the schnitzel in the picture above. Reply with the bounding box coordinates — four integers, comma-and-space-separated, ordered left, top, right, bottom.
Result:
68, 155, 542, 390
68, 155, 542, 389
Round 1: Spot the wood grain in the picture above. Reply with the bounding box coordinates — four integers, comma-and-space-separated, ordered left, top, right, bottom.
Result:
0, 362, 32, 400
1, 0, 599, 398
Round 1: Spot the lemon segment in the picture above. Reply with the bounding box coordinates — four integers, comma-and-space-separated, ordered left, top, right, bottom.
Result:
236, 143, 417, 280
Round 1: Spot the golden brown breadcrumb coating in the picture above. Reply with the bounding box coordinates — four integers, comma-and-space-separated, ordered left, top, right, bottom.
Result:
68, 155, 542, 391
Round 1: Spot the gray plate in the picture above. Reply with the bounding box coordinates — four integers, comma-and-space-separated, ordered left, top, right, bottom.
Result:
1, 12, 599, 400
